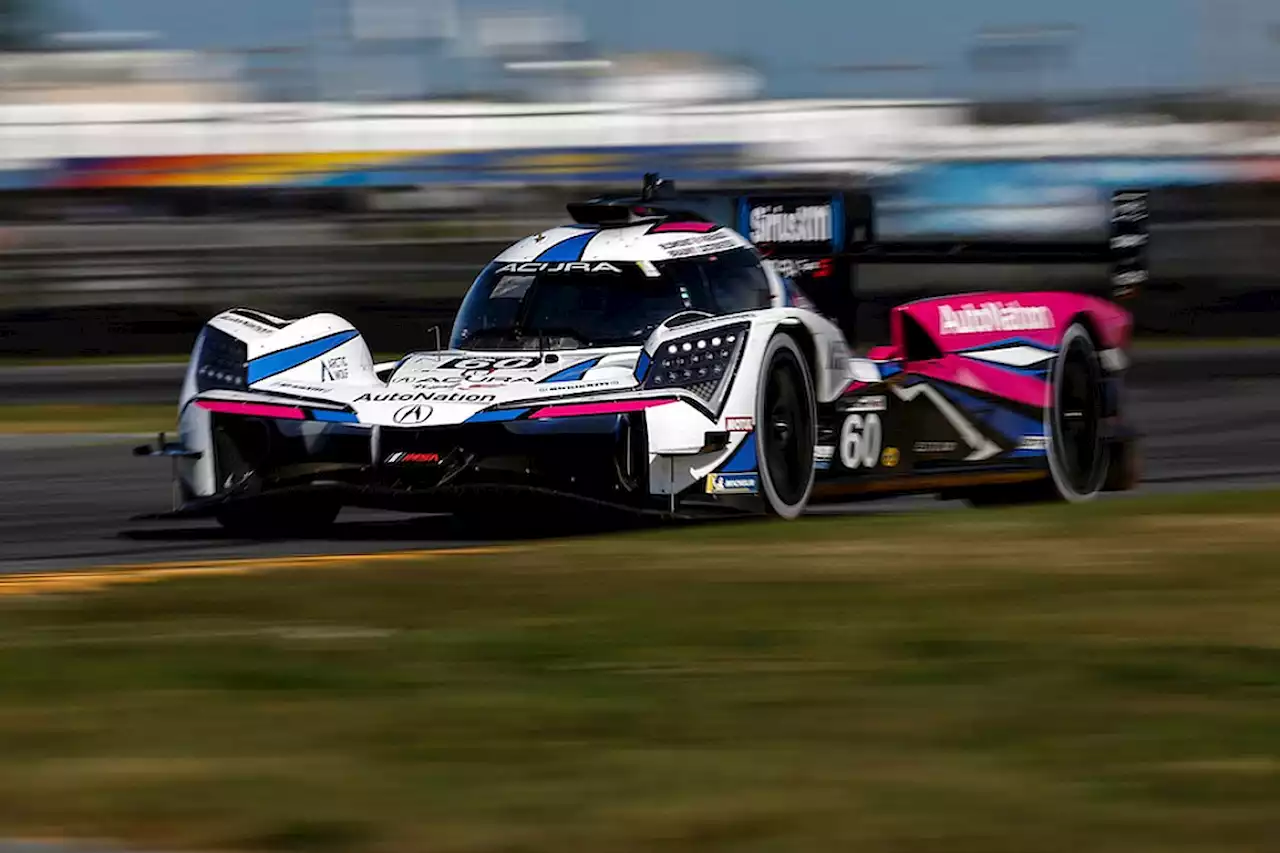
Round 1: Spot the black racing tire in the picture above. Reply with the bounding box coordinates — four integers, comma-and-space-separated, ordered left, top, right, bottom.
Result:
215, 498, 341, 538
1103, 437, 1142, 492
755, 333, 817, 519
1045, 322, 1109, 502
964, 322, 1108, 507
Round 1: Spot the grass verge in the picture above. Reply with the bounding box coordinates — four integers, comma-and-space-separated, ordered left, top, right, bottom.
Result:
2, 491, 1280, 851
0, 404, 173, 435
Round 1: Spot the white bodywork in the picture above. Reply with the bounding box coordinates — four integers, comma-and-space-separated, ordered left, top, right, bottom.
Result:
174, 220, 856, 507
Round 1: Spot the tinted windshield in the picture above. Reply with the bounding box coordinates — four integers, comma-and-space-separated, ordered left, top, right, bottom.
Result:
450, 247, 771, 350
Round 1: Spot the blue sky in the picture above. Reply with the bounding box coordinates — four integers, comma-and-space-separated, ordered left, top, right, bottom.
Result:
61, 0, 1280, 98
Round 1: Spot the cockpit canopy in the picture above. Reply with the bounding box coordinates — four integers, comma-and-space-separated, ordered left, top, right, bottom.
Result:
450, 248, 773, 351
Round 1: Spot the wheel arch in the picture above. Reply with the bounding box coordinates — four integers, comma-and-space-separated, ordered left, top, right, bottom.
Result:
1064, 311, 1102, 353
777, 320, 820, 391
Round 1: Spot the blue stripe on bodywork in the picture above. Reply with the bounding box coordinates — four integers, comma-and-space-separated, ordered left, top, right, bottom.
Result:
310, 409, 359, 423
634, 350, 651, 382
831, 193, 844, 251
736, 197, 751, 236
879, 363, 903, 379
955, 337, 1057, 355
247, 330, 359, 383
719, 432, 758, 473
542, 356, 602, 383
936, 385, 1043, 442
535, 230, 597, 262
465, 408, 531, 423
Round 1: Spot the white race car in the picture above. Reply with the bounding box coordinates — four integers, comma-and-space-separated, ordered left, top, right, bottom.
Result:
137, 177, 1145, 533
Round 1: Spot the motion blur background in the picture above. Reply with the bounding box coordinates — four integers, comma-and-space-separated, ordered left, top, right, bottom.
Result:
2, 0, 1280, 356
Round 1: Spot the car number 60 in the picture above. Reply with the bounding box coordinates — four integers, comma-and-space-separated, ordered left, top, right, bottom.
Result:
840, 413, 882, 469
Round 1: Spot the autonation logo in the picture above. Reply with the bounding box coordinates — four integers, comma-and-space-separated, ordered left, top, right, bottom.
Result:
938, 301, 1055, 336
749, 204, 832, 244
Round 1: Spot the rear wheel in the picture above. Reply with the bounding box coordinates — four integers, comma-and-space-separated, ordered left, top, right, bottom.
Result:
1046, 323, 1108, 501
755, 334, 816, 519
965, 322, 1108, 506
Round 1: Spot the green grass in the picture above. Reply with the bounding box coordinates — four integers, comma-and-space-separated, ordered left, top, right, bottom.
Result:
3, 491, 1280, 851
0, 404, 174, 434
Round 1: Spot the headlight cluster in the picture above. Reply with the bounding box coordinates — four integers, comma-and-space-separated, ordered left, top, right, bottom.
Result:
644, 322, 748, 402
193, 327, 248, 392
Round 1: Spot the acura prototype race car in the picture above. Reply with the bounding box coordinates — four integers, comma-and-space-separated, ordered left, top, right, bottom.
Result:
137, 176, 1148, 532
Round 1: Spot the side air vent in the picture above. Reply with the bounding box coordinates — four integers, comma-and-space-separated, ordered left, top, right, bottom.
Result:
901, 314, 943, 362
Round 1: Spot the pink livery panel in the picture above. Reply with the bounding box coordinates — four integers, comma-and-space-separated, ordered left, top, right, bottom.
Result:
893, 291, 1132, 354
881, 292, 1132, 411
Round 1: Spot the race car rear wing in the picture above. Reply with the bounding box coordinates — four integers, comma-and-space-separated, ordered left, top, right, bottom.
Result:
732, 188, 1150, 299
570, 176, 1148, 342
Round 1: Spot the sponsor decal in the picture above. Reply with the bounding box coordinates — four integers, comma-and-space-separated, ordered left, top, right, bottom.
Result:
496, 261, 622, 275
393, 404, 433, 425
394, 374, 536, 387
274, 381, 329, 393
844, 394, 887, 413
439, 356, 541, 371
1112, 270, 1149, 289
726, 416, 755, 432
1018, 435, 1048, 451
320, 356, 349, 382
1110, 233, 1148, 251
1112, 193, 1148, 224
705, 473, 760, 495
659, 235, 738, 259
385, 451, 441, 464
881, 446, 900, 467
914, 441, 958, 454
534, 379, 620, 393
392, 375, 457, 385
749, 204, 833, 244
937, 301, 1055, 336
354, 392, 497, 403
769, 258, 833, 279
222, 314, 276, 334
814, 445, 835, 470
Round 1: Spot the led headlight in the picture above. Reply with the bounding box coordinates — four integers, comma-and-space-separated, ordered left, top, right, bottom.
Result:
192, 326, 248, 393
643, 322, 749, 411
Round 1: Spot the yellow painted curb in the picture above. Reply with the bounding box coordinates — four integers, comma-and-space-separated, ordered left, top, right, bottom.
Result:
0, 547, 512, 598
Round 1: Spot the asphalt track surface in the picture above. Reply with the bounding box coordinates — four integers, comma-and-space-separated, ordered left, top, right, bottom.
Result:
2, 370, 1279, 575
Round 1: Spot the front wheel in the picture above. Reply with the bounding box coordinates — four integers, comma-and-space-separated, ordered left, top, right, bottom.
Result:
755, 333, 817, 519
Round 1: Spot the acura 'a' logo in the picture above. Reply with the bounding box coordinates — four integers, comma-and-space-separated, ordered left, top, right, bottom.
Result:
393, 404, 432, 425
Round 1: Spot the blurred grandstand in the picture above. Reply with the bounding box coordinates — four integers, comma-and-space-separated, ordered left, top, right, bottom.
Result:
0, 0, 1279, 355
